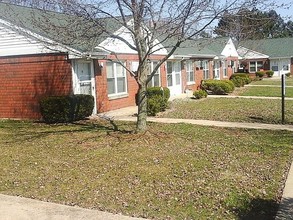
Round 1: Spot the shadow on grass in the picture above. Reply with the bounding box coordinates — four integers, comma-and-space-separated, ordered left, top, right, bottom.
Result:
232, 197, 280, 220
3, 119, 133, 144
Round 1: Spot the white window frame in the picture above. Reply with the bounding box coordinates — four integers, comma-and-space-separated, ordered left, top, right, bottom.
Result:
213, 60, 220, 79
202, 60, 209, 79
167, 61, 181, 86
283, 64, 289, 71
249, 61, 263, 73
167, 61, 173, 87
186, 60, 195, 85
106, 61, 128, 98
147, 61, 161, 87
223, 60, 228, 78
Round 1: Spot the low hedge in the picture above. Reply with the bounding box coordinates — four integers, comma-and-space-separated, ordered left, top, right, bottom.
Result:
231, 76, 245, 87
230, 73, 251, 84
40, 94, 94, 123
201, 80, 235, 95
255, 71, 265, 78
147, 87, 170, 116
193, 89, 208, 99
266, 70, 274, 77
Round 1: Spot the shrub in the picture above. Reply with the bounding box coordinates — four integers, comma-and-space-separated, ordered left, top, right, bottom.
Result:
230, 73, 251, 84
193, 89, 208, 99
147, 95, 162, 116
285, 72, 291, 77
266, 70, 274, 77
225, 80, 236, 91
40, 94, 94, 123
147, 87, 170, 116
73, 95, 95, 120
255, 71, 265, 78
201, 80, 235, 95
231, 76, 245, 87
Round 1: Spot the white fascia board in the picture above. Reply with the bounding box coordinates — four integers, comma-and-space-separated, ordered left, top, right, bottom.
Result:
0, 19, 87, 58
269, 56, 292, 59
172, 55, 192, 59
188, 54, 216, 59
97, 20, 168, 55
214, 55, 226, 60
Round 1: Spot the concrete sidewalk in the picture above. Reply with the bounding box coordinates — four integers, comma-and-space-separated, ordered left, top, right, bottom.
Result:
276, 162, 293, 219
0, 194, 145, 220
208, 95, 293, 100
97, 105, 293, 132
113, 116, 293, 132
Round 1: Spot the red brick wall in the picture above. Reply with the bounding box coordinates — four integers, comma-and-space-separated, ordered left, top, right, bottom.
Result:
95, 59, 138, 112
0, 54, 72, 119
183, 63, 203, 92
291, 58, 293, 76
226, 57, 238, 79
94, 54, 166, 112
195, 68, 204, 90
94, 55, 240, 112
160, 63, 167, 89
184, 60, 215, 92
242, 58, 269, 73
181, 62, 187, 92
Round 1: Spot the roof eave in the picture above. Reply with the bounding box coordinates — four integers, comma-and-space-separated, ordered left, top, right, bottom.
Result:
188, 54, 216, 59
269, 56, 293, 59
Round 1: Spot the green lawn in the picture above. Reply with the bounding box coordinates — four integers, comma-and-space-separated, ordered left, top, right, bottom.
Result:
0, 120, 292, 219
240, 86, 293, 97
162, 98, 293, 125
250, 77, 293, 86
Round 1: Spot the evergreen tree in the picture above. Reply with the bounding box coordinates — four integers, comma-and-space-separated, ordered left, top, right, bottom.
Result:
214, 8, 289, 42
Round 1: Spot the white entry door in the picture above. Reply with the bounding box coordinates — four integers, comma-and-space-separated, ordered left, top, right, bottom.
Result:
280, 59, 290, 75
167, 61, 182, 96
73, 60, 96, 113
271, 59, 290, 76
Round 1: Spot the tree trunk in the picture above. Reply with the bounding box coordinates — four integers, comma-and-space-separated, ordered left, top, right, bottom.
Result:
136, 83, 147, 132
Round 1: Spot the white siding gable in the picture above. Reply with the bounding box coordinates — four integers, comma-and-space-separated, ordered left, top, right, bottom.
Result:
97, 21, 167, 55
237, 46, 269, 59
0, 19, 83, 58
0, 22, 54, 57
221, 38, 239, 58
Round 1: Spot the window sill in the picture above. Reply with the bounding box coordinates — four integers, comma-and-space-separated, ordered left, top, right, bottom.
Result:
108, 93, 129, 100
187, 81, 196, 85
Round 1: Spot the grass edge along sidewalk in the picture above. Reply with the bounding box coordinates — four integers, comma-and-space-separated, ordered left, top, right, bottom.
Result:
0, 120, 292, 219
159, 98, 293, 125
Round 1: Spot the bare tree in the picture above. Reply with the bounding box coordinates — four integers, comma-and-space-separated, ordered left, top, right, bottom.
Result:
0, 0, 82, 12
0, 0, 283, 131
